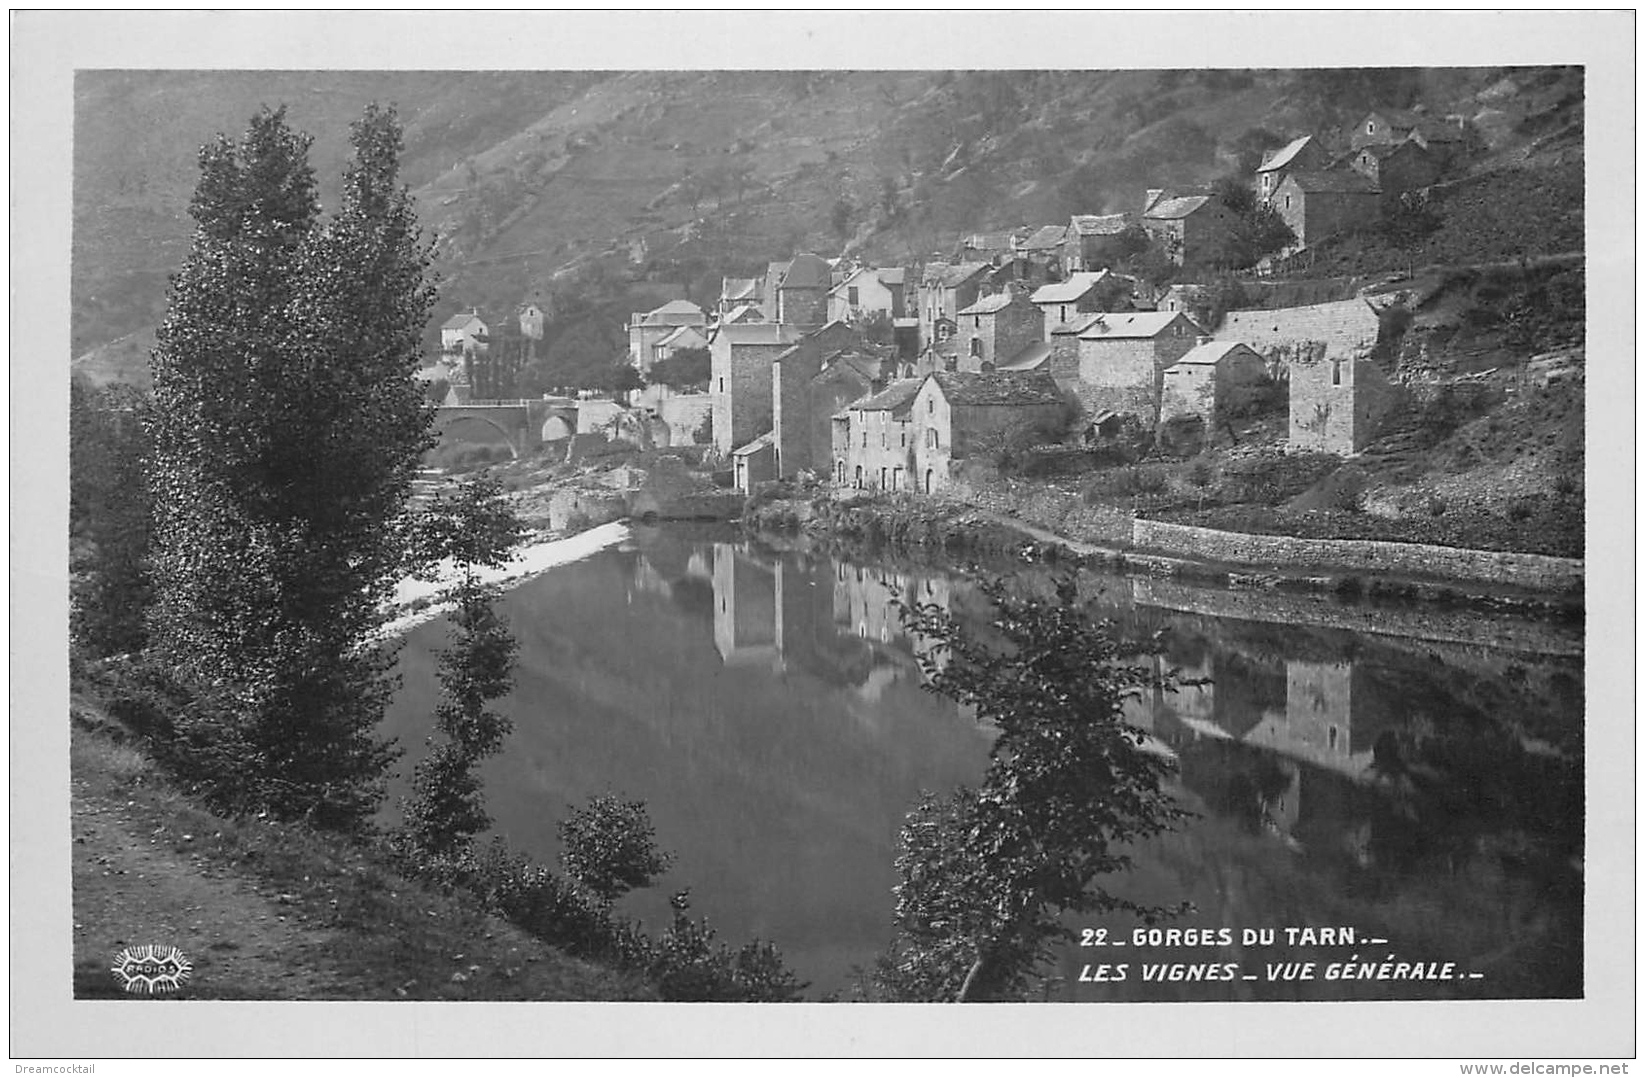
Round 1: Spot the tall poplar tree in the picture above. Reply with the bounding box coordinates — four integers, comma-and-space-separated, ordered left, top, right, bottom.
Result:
145, 104, 438, 828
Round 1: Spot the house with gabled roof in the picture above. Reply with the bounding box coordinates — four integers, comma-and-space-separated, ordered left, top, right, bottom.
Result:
1063, 213, 1132, 274
1074, 310, 1204, 423
911, 370, 1066, 493
1273, 171, 1381, 249
776, 253, 833, 326
833, 379, 922, 492
441, 308, 488, 356
1348, 140, 1441, 201
1141, 189, 1239, 267
769, 321, 863, 480
1030, 270, 1133, 339
827, 265, 907, 324
917, 261, 992, 355
627, 299, 708, 373
1160, 339, 1270, 424
954, 289, 1043, 372
1255, 135, 1332, 203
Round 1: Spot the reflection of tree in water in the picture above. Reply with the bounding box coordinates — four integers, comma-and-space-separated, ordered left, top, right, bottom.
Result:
860, 577, 1191, 1002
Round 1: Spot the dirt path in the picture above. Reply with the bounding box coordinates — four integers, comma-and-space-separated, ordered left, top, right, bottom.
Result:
71, 734, 354, 999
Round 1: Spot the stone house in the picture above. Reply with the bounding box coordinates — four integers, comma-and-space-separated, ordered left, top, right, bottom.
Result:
657, 392, 714, 448
627, 299, 708, 373
760, 261, 789, 321
1030, 271, 1129, 340
1141, 190, 1239, 267
732, 432, 777, 493
1272, 171, 1382, 250
775, 253, 832, 326
954, 230, 1019, 266
796, 347, 891, 481
1016, 224, 1069, 279
1255, 134, 1332, 204
440, 308, 488, 356
709, 321, 804, 455
1287, 347, 1394, 454
517, 301, 547, 341
1159, 339, 1270, 423
768, 321, 865, 479
832, 379, 921, 493
1074, 310, 1203, 423
910, 370, 1066, 494
917, 261, 992, 354
719, 304, 764, 326
1348, 140, 1441, 201
1062, 213, 1132, 275
953, 289, 1044, 371
827, 266, 907, 324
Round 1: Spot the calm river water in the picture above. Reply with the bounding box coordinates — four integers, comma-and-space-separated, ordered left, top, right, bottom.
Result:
381, 522, 1584, 1002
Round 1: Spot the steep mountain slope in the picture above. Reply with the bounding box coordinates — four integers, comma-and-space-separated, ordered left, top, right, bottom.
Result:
72, 66, 1583, 381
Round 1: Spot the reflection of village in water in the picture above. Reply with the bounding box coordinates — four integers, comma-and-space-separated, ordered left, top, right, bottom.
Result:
389, 525, 1581, 1000
649, 532, 1581, 999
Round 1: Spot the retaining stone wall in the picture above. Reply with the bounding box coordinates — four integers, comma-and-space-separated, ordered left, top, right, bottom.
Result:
1132, 518, 1582, 592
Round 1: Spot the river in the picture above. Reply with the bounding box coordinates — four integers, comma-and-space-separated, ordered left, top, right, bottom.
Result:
380, 521, 1584, 1002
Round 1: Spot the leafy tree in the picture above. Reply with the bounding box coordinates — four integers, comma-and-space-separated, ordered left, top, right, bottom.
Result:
145, 104, 438, 828
399, 476, 525, 856
70, 378, 154, 657
558, 794, 674, 904
830, 196, 855, 243
858, 310, 895, 346
873, 577, 1190, 1001
647, 345, 711, 390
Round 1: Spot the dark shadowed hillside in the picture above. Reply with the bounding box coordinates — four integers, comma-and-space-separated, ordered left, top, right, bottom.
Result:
72, 66, 1583, 381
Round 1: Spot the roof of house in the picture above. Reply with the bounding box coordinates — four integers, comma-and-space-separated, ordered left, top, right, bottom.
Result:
442, 311, 484, 329
956, 292, 1017, 317
712, 322, 804, 345
1257, 134, 1318, 173
1143, 194, 1217, 221
720, 277, 761, 302
719, 304, 764, 324
731, 431, 775, 458
1078, 311, 1198, 340
1019, 224, 1069, 251
1031, 271, 1110, 305
1052, 312, 1106, 336
829, 264, 904, 296
928, 369, 1063, 407
1283, 170, 1380, 195
640, 299, 708, 326
818, 347, 885, 382
1070, 213, 1130, 236
656, 324, 709, 349
921, 261, 992, 289
850, 379, 923, 416
959, 230, 1016, 252
1168, 340, 1260, 368
996, 341, 1053, 371
779, 253, 832, 290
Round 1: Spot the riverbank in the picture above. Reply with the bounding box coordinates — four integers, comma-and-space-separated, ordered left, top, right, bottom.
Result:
69, 692, 653, 1001
742, 487, 1583, 621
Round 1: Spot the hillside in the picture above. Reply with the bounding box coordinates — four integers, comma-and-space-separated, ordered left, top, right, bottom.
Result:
72, 66, 1584, 378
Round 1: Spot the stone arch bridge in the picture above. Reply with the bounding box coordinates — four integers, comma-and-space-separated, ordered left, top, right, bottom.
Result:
435, 399, 575, 459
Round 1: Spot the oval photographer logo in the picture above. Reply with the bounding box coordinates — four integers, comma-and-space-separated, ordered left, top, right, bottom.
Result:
111, 944, 193, 995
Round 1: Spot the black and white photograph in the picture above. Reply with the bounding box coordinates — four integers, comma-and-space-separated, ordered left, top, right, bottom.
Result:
11, 8, 1634, 1063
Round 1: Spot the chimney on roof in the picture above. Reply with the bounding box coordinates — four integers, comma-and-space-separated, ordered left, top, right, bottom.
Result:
1197, 335, 1213, 346
1144, 188, 1164, 212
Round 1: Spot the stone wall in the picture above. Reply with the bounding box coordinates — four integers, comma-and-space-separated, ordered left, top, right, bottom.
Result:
1132, 518, 1583, 592
1220, 299, 1381, 376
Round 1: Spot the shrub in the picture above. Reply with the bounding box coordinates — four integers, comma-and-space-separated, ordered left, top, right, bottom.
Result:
558, 795, 674, 905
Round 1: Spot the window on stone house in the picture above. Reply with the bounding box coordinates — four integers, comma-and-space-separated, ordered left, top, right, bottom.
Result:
862, 431, 868, 447
718, 378, 725, 392
1332, 360, 1343, 386
849, 286, 859, 306
1284, 195, 1291, 209
970, 338, 982, 358
1367, 121, 1375, 134
927, 399, 934, 414
927, 428, 939, 448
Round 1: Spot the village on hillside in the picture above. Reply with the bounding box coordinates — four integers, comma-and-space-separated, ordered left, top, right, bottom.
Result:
419, 100, 1578, 537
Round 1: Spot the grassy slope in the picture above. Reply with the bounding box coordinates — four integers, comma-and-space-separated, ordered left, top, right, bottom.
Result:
70, 694, 653, 1001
